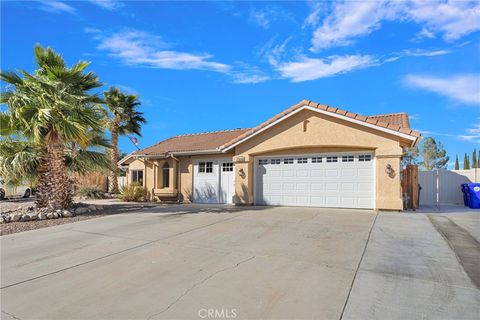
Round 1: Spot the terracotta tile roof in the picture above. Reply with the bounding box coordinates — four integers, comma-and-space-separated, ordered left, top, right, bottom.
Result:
221, 100, 420, 149
130, 100, 419, 160
367, 112, 410, 129
135, 128, 250, 155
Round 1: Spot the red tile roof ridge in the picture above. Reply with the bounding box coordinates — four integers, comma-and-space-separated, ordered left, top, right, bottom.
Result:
173, 128, 251, 137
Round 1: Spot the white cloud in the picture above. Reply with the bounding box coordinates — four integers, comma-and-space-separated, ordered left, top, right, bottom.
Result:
89, 0, 123, 11
96, 30, 230, 73
249, 6, 295, 29
37, 0, 76, 14
405, 74, 480, 104
310, 0, 480, 51
303, 2, 324, 29
276, 55, 374, 82
400, 48, 451, 57
232, 73, 270, 84
250, 9, 270, 29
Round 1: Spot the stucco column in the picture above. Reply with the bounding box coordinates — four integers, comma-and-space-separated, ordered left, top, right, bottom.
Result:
376, 155, 403, 210
233, 156, 253, 204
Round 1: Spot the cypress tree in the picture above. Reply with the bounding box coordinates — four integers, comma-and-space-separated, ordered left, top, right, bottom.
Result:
464, 153, 470, 170
472, 149, 477, 169
454, 155, 460, 170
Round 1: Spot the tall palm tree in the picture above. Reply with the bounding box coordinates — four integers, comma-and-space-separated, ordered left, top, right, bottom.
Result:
104, 87, 145, 193
1, 45, 104, 209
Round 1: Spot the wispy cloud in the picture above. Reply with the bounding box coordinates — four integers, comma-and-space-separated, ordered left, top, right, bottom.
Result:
404, 74, 480, 104
310, 0, 480, 51
459, 123, 480, 143
303, 2, 324, 29
37, 0, 76, 14
276, 55, 374, 82
249, 6, 295, 29
95, 30, 230, 73
89, 0, 123, 11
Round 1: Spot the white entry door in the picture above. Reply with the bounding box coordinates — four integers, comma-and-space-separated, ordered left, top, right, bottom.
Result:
193, 159, 235, 204
220, 162, 235, 204
255, 152, 375, 209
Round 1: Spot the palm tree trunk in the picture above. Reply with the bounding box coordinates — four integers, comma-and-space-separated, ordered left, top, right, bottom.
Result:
109, 123, 120, 194
35, 136, 71, 209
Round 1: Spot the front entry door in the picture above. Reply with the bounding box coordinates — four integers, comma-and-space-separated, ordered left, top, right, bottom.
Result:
220, 162, 235, 204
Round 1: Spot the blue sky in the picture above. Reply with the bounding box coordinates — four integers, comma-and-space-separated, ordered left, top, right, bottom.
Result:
2, 0, 480, 167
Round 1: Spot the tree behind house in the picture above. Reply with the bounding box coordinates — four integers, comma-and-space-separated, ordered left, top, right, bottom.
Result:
454, 155, 460, 170
419, 137, 449, 171
472, 149, 477, 169
464, 153, 470, 170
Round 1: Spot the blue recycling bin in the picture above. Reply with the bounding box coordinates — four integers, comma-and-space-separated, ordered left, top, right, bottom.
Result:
461, 184, 469, 207
466, 183, 480, 209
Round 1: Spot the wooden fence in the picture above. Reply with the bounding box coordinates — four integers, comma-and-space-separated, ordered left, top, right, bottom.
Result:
401, 165, 419, 210
72, 172, 108, 192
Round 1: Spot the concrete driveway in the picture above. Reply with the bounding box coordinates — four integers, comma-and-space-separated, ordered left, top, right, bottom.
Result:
1, 204, 479, 320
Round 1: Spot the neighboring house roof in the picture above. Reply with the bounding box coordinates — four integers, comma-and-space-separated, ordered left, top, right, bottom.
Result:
119, 99, 420, 165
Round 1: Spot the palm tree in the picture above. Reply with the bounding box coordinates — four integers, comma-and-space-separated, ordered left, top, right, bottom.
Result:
1, 45, 104, 209
0, 133, 111, 186
104, 87, 145, 193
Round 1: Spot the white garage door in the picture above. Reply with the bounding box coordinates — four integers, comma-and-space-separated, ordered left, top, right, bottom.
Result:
255, 152, 375, 209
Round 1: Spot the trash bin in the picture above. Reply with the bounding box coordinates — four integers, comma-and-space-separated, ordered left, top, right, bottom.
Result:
461, 184, 469, 207
466, 183, 480, 209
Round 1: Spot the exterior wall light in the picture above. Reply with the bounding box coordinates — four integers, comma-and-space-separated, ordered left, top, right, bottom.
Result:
239, 168, 246, 179
386, 164, 396, 178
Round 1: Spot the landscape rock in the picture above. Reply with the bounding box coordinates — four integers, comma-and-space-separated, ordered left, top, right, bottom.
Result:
21, 214, 30, 222
38, 213, 46, 220
63, 210, 74, 217
11, 214, 22, 222
88, 205, 97, 211
53, 212, 59, 219
96, 205, 104, 210
46, 212, 54, 219
28, 213, 38, 220
75, 207, 88, 214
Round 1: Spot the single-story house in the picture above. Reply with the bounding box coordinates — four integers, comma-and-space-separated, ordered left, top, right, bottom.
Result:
119, 100, 420, 210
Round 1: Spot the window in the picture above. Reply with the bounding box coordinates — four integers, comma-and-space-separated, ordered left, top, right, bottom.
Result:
199, 162, 213, 173
312, 157, 322, 163
131, 170, 143, 185
222, 162, 233, 172
342, 155, 354, 162
359, 155, 372, 162
271, 159, 281, 164
297, 157, 308, 164
284, 158, 294, 164
326, 156, 338, 163
162, 163, 170, 188
258, 159, 268, 165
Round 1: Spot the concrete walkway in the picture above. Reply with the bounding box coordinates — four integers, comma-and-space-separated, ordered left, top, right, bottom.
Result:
1, 204, 479, 320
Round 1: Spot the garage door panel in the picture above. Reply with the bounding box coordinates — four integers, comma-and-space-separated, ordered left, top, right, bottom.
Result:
311, 169, 324, 177
255, 153, 375, 209
325, 169, 339, 177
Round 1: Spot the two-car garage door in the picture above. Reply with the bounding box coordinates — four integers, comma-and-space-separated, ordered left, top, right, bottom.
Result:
255, 152, 375, 209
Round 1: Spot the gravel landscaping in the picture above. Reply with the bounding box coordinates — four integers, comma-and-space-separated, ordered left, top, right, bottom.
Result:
0, 199, 154, 236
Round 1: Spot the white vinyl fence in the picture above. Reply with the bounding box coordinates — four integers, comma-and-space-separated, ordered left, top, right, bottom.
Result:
117, 176, 127, 188
419, 169, 480, 205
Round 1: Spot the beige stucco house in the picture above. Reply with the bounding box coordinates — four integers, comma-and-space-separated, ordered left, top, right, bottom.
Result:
119, 100, 420, 210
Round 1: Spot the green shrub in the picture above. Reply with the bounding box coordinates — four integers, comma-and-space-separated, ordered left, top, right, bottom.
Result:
120, 183, 148, 202
77, 186, 106, 199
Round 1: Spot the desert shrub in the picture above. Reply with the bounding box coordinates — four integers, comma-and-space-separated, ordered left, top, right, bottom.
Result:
120, 183, 148, 202
77, 186, 106, 199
